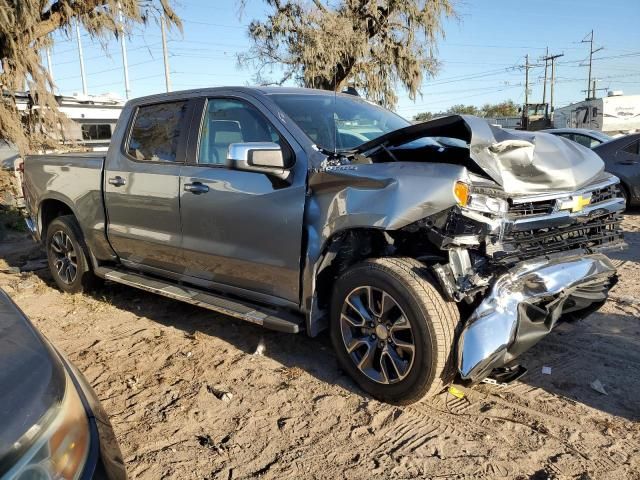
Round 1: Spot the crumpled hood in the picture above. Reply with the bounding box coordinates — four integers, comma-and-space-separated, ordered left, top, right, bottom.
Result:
354, 115, 605, 195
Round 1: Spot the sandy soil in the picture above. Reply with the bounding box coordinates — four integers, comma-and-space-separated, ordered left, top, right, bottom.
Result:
1, 210, 639, 480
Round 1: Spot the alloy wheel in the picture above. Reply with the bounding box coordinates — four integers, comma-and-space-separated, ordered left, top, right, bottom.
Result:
50, 231, 78, 284
340, 286, 416, 384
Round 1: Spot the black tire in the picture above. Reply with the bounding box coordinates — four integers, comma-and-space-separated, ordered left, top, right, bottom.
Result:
330, 257, 460, 405
620, 184, 631, 210
46, 215, 99, 294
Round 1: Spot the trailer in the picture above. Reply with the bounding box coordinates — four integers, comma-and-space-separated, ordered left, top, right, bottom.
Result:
553, 92, 640, 135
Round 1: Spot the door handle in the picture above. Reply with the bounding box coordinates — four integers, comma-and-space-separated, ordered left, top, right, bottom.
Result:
620, 161, 638, 165
184, 182, 209, 194
108, 176, 126, 187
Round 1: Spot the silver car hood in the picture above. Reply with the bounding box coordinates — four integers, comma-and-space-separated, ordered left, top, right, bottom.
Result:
354, 115, 605, 195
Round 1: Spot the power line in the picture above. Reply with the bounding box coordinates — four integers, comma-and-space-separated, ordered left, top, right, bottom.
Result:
541, 51, 564, 118
55, 59, 159, 81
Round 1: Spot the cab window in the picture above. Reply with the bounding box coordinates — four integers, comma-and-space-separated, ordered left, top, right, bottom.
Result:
198, 98, 283, 165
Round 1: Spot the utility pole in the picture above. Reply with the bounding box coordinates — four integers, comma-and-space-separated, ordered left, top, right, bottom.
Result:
160, 14, 172, 92
524, 54, 529, 107
541, 47, 549, 105
520, 55, 541, 129
542, 52, 564, 121
582, 30, 603, 100
118, 3, 131, 99
75, 20, 88, 96
581, 81, 607, 98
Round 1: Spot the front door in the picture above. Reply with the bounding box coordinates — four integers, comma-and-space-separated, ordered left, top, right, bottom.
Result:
104, 99, 191, 273
612, 137, 640, 199
179, 95, 307, 304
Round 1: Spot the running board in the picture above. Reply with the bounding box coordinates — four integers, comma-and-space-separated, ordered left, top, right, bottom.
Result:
95, 267, 302, 334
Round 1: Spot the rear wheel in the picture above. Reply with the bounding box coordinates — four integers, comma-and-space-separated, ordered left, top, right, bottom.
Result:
330, 257, 460, 404
46, 216, 99, 294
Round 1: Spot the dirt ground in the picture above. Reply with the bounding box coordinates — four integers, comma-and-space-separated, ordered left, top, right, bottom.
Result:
1, 210, 639, 480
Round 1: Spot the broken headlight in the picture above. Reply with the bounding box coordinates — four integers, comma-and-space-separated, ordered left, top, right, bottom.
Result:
466, 193, 508, 215
454, 181, 508, 215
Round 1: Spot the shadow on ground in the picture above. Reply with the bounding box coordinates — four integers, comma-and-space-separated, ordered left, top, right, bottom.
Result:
509, 311, 640, 421
69, 273, 640, 421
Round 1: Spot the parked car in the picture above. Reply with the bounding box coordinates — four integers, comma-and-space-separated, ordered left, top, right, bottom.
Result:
544, 128, 613, 149
593, 133, 640, 207
0, 289, 126, 479
22, 87, 626, 404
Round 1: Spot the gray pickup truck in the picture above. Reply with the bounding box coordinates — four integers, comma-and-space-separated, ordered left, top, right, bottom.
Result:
23, 87, 626, 404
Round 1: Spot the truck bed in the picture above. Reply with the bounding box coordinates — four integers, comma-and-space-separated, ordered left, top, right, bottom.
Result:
23, 152, 111, 260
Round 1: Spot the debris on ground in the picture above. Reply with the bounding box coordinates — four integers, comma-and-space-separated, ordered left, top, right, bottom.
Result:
254, 338, 265, 356
448, 386, 465, 399
207, 384, 233, 402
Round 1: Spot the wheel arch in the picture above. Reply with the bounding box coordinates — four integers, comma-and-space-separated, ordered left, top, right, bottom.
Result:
39, 196, 77, 239
303, 225, 446, 337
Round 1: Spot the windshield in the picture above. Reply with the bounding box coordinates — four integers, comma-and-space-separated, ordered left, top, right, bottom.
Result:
268, 93, 410, 151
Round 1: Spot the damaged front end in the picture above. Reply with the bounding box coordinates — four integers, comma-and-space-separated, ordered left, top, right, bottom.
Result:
306, 114, 625, 385
418, 175, 625, 382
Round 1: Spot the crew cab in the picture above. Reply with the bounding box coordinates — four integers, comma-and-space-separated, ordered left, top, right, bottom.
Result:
22, 87, 626, 404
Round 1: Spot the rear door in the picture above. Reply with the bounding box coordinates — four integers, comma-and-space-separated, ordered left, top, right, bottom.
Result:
178, 93, 307, 305
104, 99, 194, 273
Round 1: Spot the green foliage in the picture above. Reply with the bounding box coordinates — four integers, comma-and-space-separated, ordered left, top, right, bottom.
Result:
242, 0, 456, 108
446, 104, 480, 116
480, 100, 518, 118
413, 99, 519, 122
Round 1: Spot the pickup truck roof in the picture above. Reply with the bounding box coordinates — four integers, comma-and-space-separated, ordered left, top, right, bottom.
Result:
127, 86, 353, 106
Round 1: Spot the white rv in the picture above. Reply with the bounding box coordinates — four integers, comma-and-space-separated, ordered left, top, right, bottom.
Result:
12, 91, 124, 149
553, 92, 640, 135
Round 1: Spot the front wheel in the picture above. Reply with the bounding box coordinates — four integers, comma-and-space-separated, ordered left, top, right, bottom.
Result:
330, 257, 460, 404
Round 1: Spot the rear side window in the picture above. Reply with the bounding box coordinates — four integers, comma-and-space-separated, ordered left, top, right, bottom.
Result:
127, 102, 187, 162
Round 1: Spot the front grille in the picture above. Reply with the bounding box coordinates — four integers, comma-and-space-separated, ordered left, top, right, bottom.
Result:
508, 199, 556, 217
507, 182, 620, 219
486, 213, 624, 265
590, 183, 619, 204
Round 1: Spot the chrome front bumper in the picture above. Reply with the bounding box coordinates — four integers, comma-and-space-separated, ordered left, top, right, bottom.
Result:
458, 253, 617, 382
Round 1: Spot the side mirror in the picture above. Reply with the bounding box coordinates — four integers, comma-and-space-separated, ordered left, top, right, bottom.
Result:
226, 142, 290, 180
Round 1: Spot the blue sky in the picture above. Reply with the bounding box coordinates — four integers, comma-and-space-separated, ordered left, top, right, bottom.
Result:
48, 0, 640, 119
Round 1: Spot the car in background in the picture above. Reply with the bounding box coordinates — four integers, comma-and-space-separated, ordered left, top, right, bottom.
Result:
0, 289, 126, 479
544, 128, 613, 149
593, 133, 640, 207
